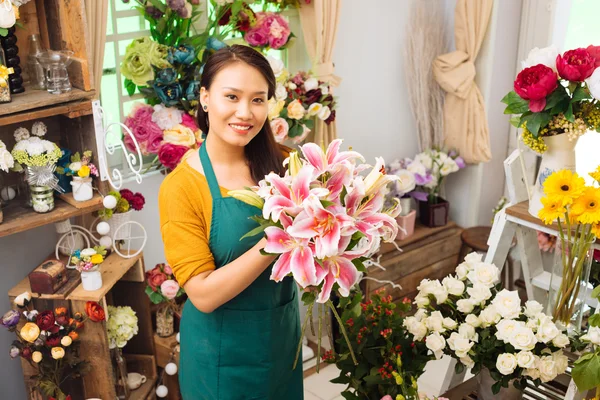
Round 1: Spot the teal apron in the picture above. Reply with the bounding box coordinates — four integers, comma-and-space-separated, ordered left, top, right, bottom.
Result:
179, 144, 304, 400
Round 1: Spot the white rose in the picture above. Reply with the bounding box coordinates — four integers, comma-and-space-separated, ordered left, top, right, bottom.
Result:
443, 317, 458, 331
464, 252, 483, 267
510, 327, 538, 351
394, 169, 416, 195
443, 276, 465, 296
460, 355, 475, 368
267, 55, 285, 78
14, 291, 32, 307
288, 82, 297, 90
524, 368, 540, 380
458, 323, 478, 342
455, 263, 470, 281
582, 326, 600, 345
152, 104, 183, 130
317, 105, 331, 121
447, 332, 474, 358
319, 84, 329, 95
516, 351, 537, 369
417, 279, 442, 296
275, 83, 287, 101
491, 289, 522, 320
538, 356, 557, 382
496, 353, 518, 376
307, 102, 323, 117
457, 299, 475, 314
69, 161, 82, 172
536, 320, 560, 343
524, 300, 544, 319
467, 262, 500, 288
80, 248, 97, 257
403, 317, 428, 341
552, 351, 569, 374
414, 153, 433, 170
440, 159, 459, 176
552, 333, 570, 348
521, 45, 559, 71
27, 142, 45, 156
465, 314, 481, 328
425, 332, 446, 360
495, 319, 525, 342
303, 77, 319, 92
586, 68, 600, 101
425, 311, 445, 333
467, 284, 492, 305
414, 293, 430, 309
0, 149, 14, 172
479, 305, 501, 327
406, 160, 427, 177
286, 100, 306, 120
432, 286, 448, 304
414, 308, 428, 322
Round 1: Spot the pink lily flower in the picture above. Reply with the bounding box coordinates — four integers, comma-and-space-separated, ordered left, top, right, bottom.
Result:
264, 226, 319, 288
323, 162, 353, 204
316, 235, 361, 303
301, 139, 364, 174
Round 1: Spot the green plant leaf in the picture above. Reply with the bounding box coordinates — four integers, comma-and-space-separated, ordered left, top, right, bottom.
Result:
240, 222, 275, 240
572, 84, 592, 102
591, 285, 600, 300
550, 99, 570, 115
304, 118, 315, 130
301, 291, 316, 305
590, 314, 600, 328
501, 91, 529, 114
509, 116, 521, 128
124, 78, 136, 96
572, 354, 600, 391
521, 111, 551, 137
0, 28, 8, 37
148, 0, 166, 12
565, 103, 574, 122
320, 199, 335, 208
363, 374, 385, 386
288, 123, 303, 138
492, 380, 503, 395
351, 258, 367, 273
149, 291, 164, 304
341, 392, 360, 400
455, 361, 465, 374
544, 85, 569, 110
331, 374, 351, 384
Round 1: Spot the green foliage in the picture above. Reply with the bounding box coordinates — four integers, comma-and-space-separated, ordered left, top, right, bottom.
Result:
572, 350, 600, 391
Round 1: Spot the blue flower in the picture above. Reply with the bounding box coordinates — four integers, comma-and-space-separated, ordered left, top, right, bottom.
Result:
153, 82, 183, 107
168, 45, 196, 65
73, 250, 81, 258
206, 37, 227, 52
155, 68, 178, 85
186, 81, 200, 101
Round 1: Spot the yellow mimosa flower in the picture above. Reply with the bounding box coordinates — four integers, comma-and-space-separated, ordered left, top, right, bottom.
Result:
542, 170, 586, 205
571, 187, 600, 224
538, 196, 567, 225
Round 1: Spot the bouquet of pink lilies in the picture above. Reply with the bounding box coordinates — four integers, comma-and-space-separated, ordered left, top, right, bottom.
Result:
230, 139, 402, 370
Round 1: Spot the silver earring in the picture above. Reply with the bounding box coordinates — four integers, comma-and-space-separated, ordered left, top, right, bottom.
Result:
203, 105, 208, 111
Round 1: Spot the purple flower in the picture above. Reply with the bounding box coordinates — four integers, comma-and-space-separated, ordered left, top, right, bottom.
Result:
410, 191, 429, 202
1, 310, 20, 329
145, 6, 164, 19
454, 156, 466, 169
166, 0, 185, 11
414, 173, 432, 186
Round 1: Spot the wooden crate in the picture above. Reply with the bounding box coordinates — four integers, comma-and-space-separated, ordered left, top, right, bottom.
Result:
361, 221, 463, 303
8, 252, 156, 400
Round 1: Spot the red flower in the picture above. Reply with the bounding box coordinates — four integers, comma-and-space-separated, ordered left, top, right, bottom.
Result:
36, 311, 55, 331
158, 143, 189, 170
131, 194, 145, 211
55, 315, 69, 326
514, 64, 558, 112
586, 45, 600, 68
147, 270, 168, 291
120, 189, 135, 203
594, 249, 600, 262
304, 89, 322, 105
324, 109, 336, 125
21, 347, 32, 359
556, 48, 597, 81
46, 336, 61, 347
218, 8, 232, 26
85, 301, 106, 322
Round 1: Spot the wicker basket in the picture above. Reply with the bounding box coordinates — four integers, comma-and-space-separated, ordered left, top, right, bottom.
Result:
107, 210, 133, 240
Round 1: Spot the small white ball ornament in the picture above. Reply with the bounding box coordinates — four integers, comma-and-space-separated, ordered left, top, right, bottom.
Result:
156, 385, 168, 398
99, 235, 112, 249
176, 332, 180, 343
165, 362, 178, 375
103, 195, 117, 209
97, 221, 110, 235
1, 186, 16, 201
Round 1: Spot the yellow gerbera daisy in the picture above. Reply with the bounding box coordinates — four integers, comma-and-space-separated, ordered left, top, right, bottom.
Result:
571, 187, 600, 225
590, 165, 600, 183
592, 223, 600, 239
542, 169, 586, 204
538, 196, 567, 225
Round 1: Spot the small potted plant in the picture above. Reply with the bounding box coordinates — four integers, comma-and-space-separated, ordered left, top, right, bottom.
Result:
107, 305, 139, 399
56, 150, 99, 201
145, 263, 185, 337
71, 246, 107, 291
98, 189, 145, 240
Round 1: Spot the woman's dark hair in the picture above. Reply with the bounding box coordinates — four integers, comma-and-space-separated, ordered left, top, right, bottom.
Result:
197, 44, 286, 181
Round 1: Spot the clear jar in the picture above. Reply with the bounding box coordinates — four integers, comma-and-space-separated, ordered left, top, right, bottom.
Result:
27, 34, 46, 90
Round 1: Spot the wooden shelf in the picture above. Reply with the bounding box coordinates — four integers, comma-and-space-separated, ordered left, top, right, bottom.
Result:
0, 88, 95, 126
8, 267, 80, 300
67, 251, 144, 302
0, 194, 104, 238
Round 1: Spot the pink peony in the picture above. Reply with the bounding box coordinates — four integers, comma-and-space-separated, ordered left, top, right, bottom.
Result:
158, 142, 189, 170
146, 127, 164, 155
245, 28, 269, 47
124, 104, 163, 155
380, 396, 393, 400
181, 112, 199, 131
262, 13, 290, 49
270, 118, 289, 143
163, 264, 173, 275
160, 279, 180, 300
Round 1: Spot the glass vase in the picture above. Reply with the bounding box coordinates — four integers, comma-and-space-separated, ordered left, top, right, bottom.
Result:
30, 184, 54, 213
156, 305, 174, 338
112, 348, 130, 400
547, 235, 596, 332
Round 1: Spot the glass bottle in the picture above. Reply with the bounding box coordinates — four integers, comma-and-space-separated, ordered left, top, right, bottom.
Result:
27, 34, 46, 90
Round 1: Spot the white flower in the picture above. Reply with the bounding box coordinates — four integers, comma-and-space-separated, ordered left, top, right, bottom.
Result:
491, 289, 522, 320
467, 284, 492, 305
536, 320, 560, 343
26, 141, 45, 156
458, 323, 478, 342
152, 104, 183, 130
407, 160, 427, 177
425, 311, 445, 333
317, 105, 331, 121
275, 83, 287, 101
0, 148, 14, 173
414, 152, 433, 170
581, 326, 600, 345
267, 55, 285, 78
307, 102, 322, 117
464, 252, 483, 266
319, 84, 329, 95
443, 276, 465, 296
552, 350, 569, 374
457, 299, 475, 314
538, 356, 558, 382
425, 332, 446, 360
447, 332, 474, 358
440, 159, 459, 176
510, 327, 538, 351
516, 351, 537, 369
495, 319, 525, 342
496, 353, 518, 375
479, 305, 501, 327
524, 300, 544, 318
417, 279, 442, 296
443, 317, 458, 331
14, 127, 30, 142
403, 317, 428, 341
31, 121, 47, 137
80, 248, 97, 257
394, 169, 416, 196
303, 77, 319, 92
414, 308, 428, 322
69, 161, 82, 172
414, 293, 430, 309
288, 82, 297, 90
521, 45, 559, 71
467, 262, 500, 288
460, 355, 475, 368
14, 292, 32, 307
465, 314, 481, 328
42, 141, 56, 154
524, 368, 540, 380
552, 333, 570, 348
14, 140, 28, 152
455, 263, 470, 281
586, 68, 600, 101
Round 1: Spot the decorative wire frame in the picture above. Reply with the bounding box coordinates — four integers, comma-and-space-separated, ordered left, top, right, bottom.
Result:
92, 100, 144, 190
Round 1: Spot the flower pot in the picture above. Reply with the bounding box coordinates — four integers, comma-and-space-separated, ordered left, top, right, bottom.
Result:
477, 368, 522, 400
70, 176, 93, 201
108, 210, 133, 240
156, 305, 174, 338
396, 209, 416, 240
55, 173, 72, 194
529, 134, 578, 217
398, 197, 412, 217
547, 236, 596, 333
30, 184, 54, 213
81, 268, 102, 291
418, 197, 449, 227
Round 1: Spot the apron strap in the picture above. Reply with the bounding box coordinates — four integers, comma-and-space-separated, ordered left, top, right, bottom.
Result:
199, 142, 223, 199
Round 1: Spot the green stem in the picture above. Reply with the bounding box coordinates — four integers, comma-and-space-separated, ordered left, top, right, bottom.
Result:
327, 299, 357, 365
317, 303, 322, 373
292, 301, 313, 370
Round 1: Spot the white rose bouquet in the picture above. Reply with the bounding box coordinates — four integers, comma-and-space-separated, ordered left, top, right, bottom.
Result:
403, 252, 571, 395
0, 139, 14, 173
106, 305, 139, 349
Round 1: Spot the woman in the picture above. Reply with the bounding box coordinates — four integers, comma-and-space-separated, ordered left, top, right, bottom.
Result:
158, 45, 303, 399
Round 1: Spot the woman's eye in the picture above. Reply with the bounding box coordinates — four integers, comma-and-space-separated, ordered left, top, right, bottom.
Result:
253, 98, 264, 104
226, 94, 237, 100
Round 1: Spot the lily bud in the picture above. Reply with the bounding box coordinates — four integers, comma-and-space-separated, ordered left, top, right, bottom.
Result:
288, 151, 302, 178
228, 189, 264, 210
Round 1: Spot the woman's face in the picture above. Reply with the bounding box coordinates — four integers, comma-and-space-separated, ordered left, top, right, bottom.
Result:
200, 62, 270, 147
